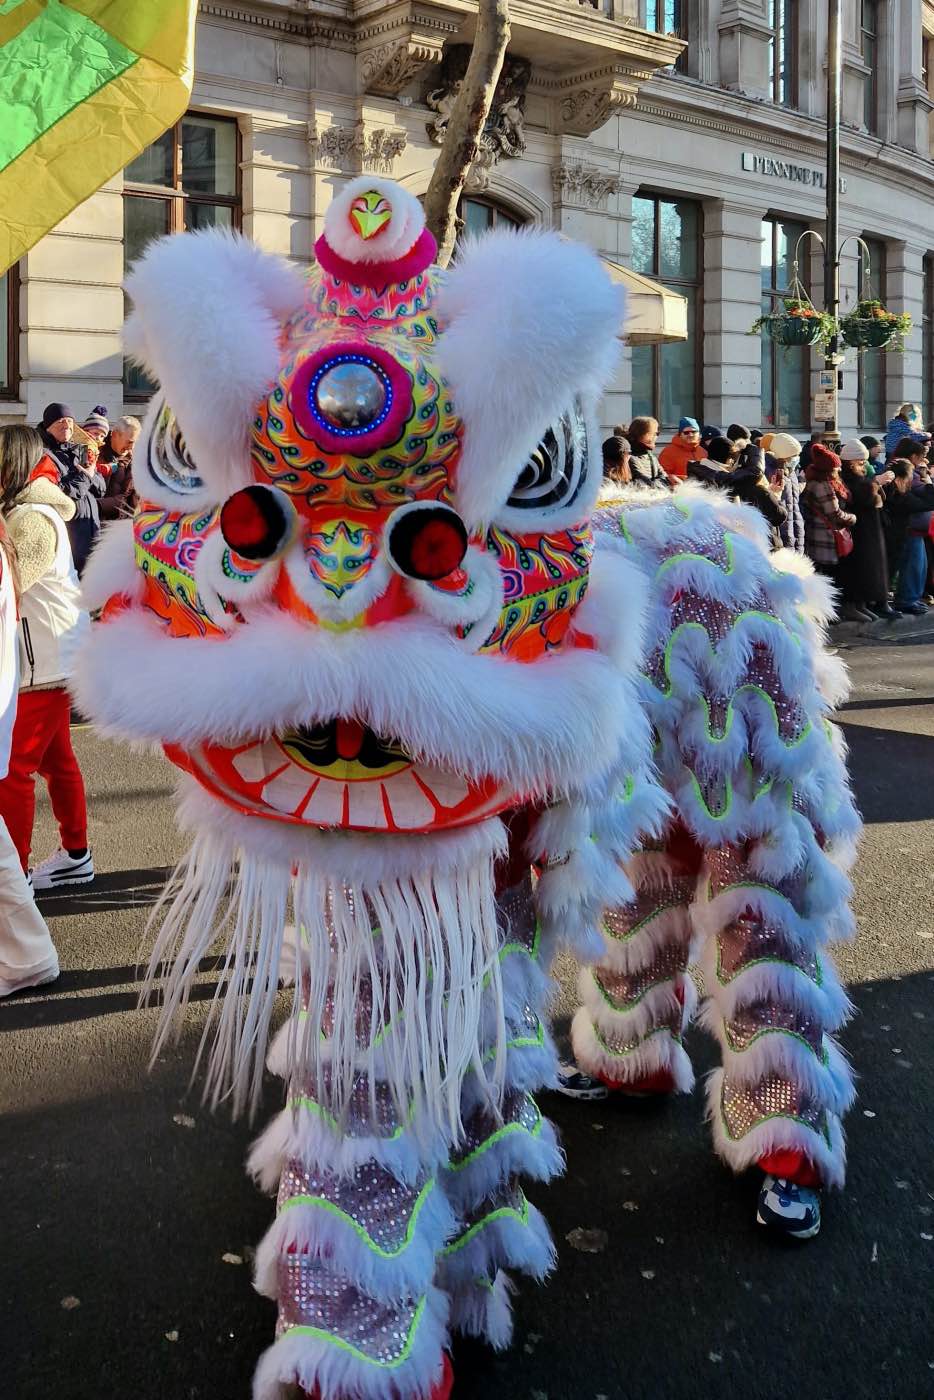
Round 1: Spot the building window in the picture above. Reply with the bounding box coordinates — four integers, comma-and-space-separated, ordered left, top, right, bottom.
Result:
459, 198, 522, 238
861, 0, 879, 133
923, 256, 934, 423
857, 238, 886, 429
123, 113, 241, 397
645, 2, 687, 71
768, 0, 798, 107
761, 217, 810, 429
631, 193, 702, 428
0, 267, 18, 399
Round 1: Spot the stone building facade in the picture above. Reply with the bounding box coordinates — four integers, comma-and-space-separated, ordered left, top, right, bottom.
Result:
4, 0, 934, 436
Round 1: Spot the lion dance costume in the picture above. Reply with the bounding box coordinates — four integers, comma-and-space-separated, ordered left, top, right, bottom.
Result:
76, 178, 858, 1399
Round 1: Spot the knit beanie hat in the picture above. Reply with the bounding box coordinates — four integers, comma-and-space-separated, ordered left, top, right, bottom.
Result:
707, 436, 734, 465
769, 432, 802, 460
83, 407, 110, 433
678, 416, 700, 433
840, 438, 869, 462
810, 443, 841, 472
701, 424, 723, 443
42, 401, 75, 428
726, 422, 750, 443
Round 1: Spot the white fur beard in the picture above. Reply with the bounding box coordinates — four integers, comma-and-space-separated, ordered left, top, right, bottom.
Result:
143, 782, 508, 1144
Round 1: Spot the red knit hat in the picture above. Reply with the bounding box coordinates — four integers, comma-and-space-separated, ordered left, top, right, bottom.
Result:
810, 443, 841, 473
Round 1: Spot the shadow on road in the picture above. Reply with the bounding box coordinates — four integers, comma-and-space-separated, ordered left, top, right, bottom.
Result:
0, 957, 229, 1033
840, 719, 934, 823
34, 865, 173, 916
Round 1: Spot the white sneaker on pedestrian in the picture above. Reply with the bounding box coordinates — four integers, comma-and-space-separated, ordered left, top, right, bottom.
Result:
31, 848, 94, 890
0, 957, 60, 998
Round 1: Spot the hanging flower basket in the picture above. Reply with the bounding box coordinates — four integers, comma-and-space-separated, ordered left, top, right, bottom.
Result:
749, 298, 836, 354
840, 299, 912, 352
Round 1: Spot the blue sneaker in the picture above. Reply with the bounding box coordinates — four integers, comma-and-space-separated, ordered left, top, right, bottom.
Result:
756, 1175, 821, 1240
554, 1061, 608, 1101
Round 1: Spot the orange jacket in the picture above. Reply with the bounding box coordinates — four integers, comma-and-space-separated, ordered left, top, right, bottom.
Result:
659, 438, 703, 480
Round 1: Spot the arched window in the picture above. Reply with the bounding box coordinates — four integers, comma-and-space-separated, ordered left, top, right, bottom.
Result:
458, 197, 524, 241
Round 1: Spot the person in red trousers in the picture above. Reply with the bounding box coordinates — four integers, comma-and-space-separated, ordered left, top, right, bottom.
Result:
0, 425, 93, 889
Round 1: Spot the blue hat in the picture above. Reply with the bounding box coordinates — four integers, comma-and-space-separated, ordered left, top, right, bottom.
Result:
679, 416, 700, 433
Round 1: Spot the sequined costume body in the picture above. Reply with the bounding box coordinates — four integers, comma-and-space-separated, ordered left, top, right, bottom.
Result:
572, 487, 859, 1187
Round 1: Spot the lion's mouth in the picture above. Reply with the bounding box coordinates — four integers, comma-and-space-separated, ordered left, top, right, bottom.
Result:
169, 718, 515, 834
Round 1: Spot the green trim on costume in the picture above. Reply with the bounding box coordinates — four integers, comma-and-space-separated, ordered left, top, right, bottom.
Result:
288, 1093, 411, 1141
722, 1021, 830, 1064
714, 946, 824, 990
280, 1295, 427, 1369
442, 1194, 531, 1254
278, 1177, 436, 1258
719, 1102, 833, 1150
593, 965, 679, 1013
698, 684, 813, 749
447, 1101, 543, 1173
602, 899, 684, 944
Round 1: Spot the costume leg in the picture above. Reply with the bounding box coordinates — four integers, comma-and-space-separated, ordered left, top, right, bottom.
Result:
438, 873, 561, 1350
570, 823, 701, 1093
697, 843, 855, 1188
248, 872, 559, 1398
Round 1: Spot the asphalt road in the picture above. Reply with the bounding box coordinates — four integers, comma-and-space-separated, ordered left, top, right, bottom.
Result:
2, 640, 933, 1400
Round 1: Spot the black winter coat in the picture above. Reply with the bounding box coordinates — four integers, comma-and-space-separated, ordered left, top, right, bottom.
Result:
628, 443, 670, 490
688, 457, 787, 548
839, 467, 889, 604
39, 425, 105, 574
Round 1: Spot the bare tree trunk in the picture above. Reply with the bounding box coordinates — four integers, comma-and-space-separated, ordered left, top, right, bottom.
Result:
422, 0, 511, 267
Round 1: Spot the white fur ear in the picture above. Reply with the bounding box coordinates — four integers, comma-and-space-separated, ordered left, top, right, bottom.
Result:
124, 230, 307, 500
437, 229, 623, 530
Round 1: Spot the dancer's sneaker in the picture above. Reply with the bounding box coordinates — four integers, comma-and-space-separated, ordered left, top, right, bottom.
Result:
31, 848, 94, 890
756, 1175, 821, 1240
555, 1061, 609, 1100
0, 958, 60, 999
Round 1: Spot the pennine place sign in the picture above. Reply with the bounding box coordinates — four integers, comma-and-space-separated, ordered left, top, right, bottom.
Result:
742, 151, 847, 193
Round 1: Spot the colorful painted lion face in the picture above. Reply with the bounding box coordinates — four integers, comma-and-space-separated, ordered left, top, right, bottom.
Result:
85, 178, 624, 836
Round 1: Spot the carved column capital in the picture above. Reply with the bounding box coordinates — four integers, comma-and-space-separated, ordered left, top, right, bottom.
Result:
551, 161, 623, 210
359, 37, 443, 98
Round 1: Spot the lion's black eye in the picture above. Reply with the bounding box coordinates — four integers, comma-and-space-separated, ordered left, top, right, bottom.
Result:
506, 397, 587, 512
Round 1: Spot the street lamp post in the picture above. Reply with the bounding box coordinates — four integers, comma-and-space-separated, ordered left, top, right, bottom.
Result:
822, 0, 842, 439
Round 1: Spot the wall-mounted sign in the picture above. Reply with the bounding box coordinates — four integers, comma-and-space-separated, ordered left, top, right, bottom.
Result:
814, 391, 837, 422
742, 152, 847, 193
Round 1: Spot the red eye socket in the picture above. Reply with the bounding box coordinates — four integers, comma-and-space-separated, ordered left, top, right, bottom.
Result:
387, 504, 468, 581
220, 485, 293, 560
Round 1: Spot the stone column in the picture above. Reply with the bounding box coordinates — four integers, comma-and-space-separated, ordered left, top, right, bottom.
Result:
896, 0, 933, 154
701, 198, 764, 430
19, 182, 124, 424
840, 0, 872, 129
717, 0, 773, 99
836, 226, 863, 434
883, 242, 926, 412
591, 176, 633, 434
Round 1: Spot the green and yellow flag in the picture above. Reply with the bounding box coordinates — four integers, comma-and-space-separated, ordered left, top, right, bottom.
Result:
0, 0, 196, 272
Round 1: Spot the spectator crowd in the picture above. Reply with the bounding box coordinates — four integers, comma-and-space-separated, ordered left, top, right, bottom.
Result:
0, 404, 141, 999
603, 402, 934, 623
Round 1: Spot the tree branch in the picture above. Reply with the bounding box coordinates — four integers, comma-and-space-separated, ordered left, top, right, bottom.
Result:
422, 0, 511, 267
